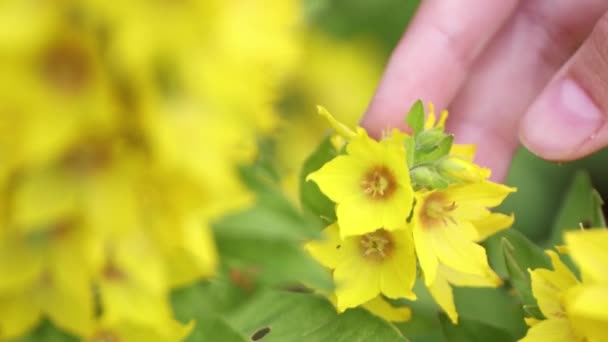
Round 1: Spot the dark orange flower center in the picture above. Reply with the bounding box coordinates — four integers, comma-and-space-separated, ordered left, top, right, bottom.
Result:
419, 192, 458, 228
360, 165, 396, 200
359, 229, 394, 261
40, 38, 93, 94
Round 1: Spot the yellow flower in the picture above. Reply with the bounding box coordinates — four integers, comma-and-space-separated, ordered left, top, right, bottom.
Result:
521, 230, 608, 342
411, 182, 514, 322
563, 230, 608, 341
306, 223, 416, 312
0, 225, 97, 339
412, 181, 514, 286
0, 0, 300, 338
520, 251, 581, 341
307, 131, 414, 237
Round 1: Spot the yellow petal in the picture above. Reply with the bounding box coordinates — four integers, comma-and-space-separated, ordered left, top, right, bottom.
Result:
305, 223, 341, 269
450, 144, 477, 161
519, 318, 576, 342
0, 292, 41, 340
317, 105, 357, 139
567, 284, 608, 321
529, 251, 578, 319
336, 194, 382, 237
362, 296, 412, 322
306, 155, 365, 203
472, 213, 515, 242
428, 273, 458, 324
380, 230, 417, 300
432, 223, 500, 284
447, 182, 516, 221
439, 264, 501, 288
413, 220, 438, 286
334, 238, 380, 311
345, 133, 384, 165
0, 243, 43, 293
565, 229, 608, 283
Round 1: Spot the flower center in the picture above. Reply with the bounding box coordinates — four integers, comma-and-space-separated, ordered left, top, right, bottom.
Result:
359, 229, 394, 261
40, 38, 92, 94
420, 192, 458, 228
360, 166, 396, 200
88, 331, 120, 342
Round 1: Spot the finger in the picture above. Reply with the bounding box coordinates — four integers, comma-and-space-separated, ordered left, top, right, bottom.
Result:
361, 0, 520, 137
520, 12, 608, 161
446, 1, 608, 181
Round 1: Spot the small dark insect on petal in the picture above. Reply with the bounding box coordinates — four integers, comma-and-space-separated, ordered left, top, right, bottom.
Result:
251, 326, 271, 341
336, 244, 341, 249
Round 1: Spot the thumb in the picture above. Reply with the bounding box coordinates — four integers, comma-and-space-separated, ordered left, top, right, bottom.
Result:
519, 12, 608, 161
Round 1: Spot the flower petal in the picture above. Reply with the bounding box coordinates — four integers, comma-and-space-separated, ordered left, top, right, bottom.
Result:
439, 264, 500, 288
336, 194, 381, 237
306, 155, 364, 203
362, 296, 411, 322
333, 238, 380, 311
448, 182, 516, 220
432, 224, 500, 284
530, 251, 578, 319
413, 220, 438, 286
565, 229, 608, 284
428, 273, 458, 324
380, 230, 417, 300
472, 213, 514, 242
305, 223, 341, 269
519, 318, 576, 342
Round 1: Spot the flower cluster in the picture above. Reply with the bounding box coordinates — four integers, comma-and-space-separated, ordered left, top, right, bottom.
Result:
522, 229, 608, 341
0, 1, 298, 340
306, 103, 516, 322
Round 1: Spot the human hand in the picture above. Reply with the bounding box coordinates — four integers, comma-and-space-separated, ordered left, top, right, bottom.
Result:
361, 0, 608, 181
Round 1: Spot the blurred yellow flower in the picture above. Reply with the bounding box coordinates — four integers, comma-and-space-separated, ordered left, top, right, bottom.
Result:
273, 34, 383, 202
306, 223, 416, 312
0, 0, 300, 338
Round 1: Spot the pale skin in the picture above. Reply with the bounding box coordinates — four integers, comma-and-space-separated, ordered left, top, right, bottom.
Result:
362, 0, 608, 181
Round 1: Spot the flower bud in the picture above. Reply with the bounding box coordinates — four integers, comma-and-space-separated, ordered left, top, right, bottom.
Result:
416, 128, 445, 153
436, 156, 490, 183
410, 166, 448, 190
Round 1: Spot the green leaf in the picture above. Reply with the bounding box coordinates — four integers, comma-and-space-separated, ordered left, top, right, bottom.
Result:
16, 321, 78, 342
214, 234, 331, 289
406, 100, 425, 136
453, 287, 528, 339
185, 315, 246, 342
228, 290, 408, 341
299, 136, 338, 223
213, 186, 331, 289
172, 279, 251, 342
549, 170, 606, 245
404, 136, 416, 167
439, 315, 514, 342
500, 229, 551, 320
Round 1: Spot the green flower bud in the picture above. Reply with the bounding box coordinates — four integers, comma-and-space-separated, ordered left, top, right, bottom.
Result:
410, 166, 449, 190
436, 156, 490, 183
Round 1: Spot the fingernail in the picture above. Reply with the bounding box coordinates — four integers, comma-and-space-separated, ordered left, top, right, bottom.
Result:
520, 78, 604, 159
